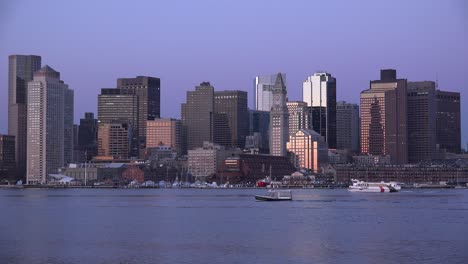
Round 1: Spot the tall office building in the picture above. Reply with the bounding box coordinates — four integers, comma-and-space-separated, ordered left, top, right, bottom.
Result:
117, 76, 160, 155
97, 122, 131, 159
0, 135, 16, 182
146, 119, 182, 155
436, 90, 461, 153
407, 82, 436, 163
214, 90, 249, 148
336, 101, 360, 153
26, 65, 74, 184
254, 73, 286, 111
360, 69, 408, 164
286, 101, 310, 138
248, 110, 270, 153
302, 72, 337, 148
64, 89, 74, 165
270, 73, 289, 156
97, 88, 139, 157
78, 112, 98, 161
181, 82, 215, 151
8, 55, 41, 180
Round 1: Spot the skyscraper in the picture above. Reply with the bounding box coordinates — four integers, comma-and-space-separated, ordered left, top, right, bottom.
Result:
270, 73, 289, 156
436, 90, 461, 153
214, 90, 249, 148
336, 101, 360, 153
181, 82, 215, 151
254, 73, 286, 111
117, 76, 161, 156
407, 81, 436, 163
286, 101, 310, 138
8, 55, 41, 180
97, 88, 139, 157
0, 135, 16, 183
360, 69, 408, 164
26, 65, 74, 184
78, 112, 98, 161
302, 72, 337, 148
247, 110, 270, 153
97, 122, 131, 159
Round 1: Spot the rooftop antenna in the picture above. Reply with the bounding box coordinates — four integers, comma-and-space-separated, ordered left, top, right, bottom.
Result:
436, 72, 439, 90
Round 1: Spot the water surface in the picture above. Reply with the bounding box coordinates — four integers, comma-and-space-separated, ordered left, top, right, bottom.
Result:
1, 188, 467, 264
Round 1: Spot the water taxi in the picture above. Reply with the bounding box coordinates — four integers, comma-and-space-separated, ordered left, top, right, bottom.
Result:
255, 190, 292, 201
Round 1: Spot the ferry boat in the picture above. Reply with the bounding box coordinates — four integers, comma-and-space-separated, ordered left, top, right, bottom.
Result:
348, 179, 401, 193
255, 190, 292, 201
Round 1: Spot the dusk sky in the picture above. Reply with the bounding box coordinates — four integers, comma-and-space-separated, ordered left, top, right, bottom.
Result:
1, 0, 467, 147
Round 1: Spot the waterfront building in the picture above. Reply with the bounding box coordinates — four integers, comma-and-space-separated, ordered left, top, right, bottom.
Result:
61, 163, 98, 183
181, 82, 215, 151
302, 72, 337, 148
254, 73, 286, 111
146, 118, 182, 155
287, 101, 310, 138
78, 112, 98, 161
336, 101, 359, 153
248, 110, 270, 153
0, 135, 16, 182
407, 81, 437, 163
26, 65, 74, 184
216, 154, 296, 184
97, 88, 139, 157
360, 69, 408, 164
334, 159, 468, 184
214, 90, 249, 148
270, 73, 289, 156
97, 122, 131, 159
287, 129, 328, 173
187, 142, 241, 179
436, 90, 461, 154
8, 55, 41, 180
117, 76, 161, 156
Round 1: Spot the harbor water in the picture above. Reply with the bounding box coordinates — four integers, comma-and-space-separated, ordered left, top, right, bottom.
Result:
1, 188, 467, 264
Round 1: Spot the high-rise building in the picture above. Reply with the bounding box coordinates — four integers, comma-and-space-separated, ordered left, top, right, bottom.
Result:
146, 119, 182, 155
407, 82, 436, 163
336, 101, 360, 153
302, 72, 337, 149
0, 135, 16, 183
97, 122, 131, 159
97, 88, 139, 157
214, 90, 249, 148
254, 73, 286, 111
270, 73, 289, 156
64, 88, 74, 165
287, 129, 328, 173
117, 76, 161, 155
286, 101, 310, 138
73, 124, 81, 163
8, 55, 41, 180
26, 65, 74, 184
247, 110, 270, 153
360, 69, 408, 164
78, 112, 98, 161
436, 90, 461, 153
181, 82, 215, 151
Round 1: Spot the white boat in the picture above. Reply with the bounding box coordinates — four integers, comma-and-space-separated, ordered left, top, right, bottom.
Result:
348, 179, 401, 193
255, 190, 292, 201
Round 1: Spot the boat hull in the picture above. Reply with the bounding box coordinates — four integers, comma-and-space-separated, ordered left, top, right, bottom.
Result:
255, 195, 292, 201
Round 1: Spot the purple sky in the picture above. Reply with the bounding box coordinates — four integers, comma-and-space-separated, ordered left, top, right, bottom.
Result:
1, 0, 467, 148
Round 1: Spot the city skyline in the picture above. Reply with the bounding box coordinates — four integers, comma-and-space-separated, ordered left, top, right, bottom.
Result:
0, 0, 467, 146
